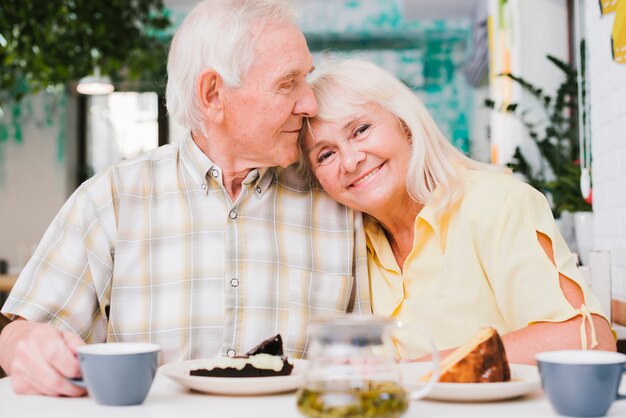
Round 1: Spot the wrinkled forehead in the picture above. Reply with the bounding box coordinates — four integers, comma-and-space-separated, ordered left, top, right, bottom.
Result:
313, 79, 369, 121
303, 110, 355, 148
303, 88, 366, 141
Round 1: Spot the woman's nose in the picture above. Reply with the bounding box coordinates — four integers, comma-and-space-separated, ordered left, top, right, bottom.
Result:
341, 146, 366, 173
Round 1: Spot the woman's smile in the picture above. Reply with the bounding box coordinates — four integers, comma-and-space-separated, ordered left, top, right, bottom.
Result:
349, 163, 384, 188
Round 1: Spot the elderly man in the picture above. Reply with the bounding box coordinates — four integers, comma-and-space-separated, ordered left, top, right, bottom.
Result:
0, 0, 370, 396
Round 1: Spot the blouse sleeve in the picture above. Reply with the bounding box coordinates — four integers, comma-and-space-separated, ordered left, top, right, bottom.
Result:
479, 184, 608, 335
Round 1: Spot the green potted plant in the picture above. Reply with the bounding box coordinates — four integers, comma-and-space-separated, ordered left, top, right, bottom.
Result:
484, 53, 592, 219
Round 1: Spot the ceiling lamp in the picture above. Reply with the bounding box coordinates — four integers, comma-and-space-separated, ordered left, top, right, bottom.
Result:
76, 67, 114, 95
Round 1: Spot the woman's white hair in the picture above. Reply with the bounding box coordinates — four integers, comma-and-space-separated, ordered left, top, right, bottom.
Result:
166, 0, 296, 133
301, 59, 503, 216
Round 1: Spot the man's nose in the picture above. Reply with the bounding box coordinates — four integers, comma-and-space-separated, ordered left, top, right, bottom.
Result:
293, 83, 318, 117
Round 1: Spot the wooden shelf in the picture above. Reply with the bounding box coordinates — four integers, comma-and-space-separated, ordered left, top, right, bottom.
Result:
0, 275, 17, 293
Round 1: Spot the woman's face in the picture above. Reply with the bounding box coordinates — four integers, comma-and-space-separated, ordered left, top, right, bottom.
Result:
304, 102, 412, 216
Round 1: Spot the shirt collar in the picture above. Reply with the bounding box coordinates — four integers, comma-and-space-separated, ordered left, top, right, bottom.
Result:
180, 134, 213, 191
363, 193, 452, 267
179, 134, 276, 196
364, 214, 397, 272
416, 203, 447, 251
252, 167, 274, 197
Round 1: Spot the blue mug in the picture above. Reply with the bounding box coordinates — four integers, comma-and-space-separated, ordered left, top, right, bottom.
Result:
69, 342, 160, 406
536, 350, 626, 417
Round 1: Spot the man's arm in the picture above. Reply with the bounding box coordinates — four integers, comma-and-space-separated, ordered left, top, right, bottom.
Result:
0, 318, 87, 396
0, 179, 115, 395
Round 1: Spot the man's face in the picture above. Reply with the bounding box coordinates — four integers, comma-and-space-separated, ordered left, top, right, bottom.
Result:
221, 23, 317, 168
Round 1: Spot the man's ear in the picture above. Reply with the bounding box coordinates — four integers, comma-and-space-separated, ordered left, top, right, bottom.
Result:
197, 68, 224, 115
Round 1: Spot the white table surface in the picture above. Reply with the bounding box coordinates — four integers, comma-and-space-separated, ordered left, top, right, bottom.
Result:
1, 373, 626, 418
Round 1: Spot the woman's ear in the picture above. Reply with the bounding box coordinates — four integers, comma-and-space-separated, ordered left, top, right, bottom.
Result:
197, 68, 224, 117
399, 119, 412, 143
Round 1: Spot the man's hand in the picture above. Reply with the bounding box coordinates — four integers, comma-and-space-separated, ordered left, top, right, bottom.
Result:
0, 319, 87, 396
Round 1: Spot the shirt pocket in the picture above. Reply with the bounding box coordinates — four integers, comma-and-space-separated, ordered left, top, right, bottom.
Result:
280, 267, 353, 358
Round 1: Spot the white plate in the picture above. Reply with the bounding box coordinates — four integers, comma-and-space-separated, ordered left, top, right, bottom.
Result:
401, 363, 541, 402
159, 358, 307, 395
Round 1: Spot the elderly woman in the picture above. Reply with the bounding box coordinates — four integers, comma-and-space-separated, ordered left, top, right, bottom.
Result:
299, 59, 615, 363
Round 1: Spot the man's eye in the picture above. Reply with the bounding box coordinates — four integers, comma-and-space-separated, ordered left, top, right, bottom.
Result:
354, 124, 370, 136
279, 80, 296, 90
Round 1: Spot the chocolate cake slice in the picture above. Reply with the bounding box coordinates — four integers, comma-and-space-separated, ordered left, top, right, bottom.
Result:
190, 334, 293, 378
245, 334, 284, 356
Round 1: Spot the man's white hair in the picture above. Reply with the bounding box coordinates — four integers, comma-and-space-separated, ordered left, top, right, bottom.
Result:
166, 0, 297, 133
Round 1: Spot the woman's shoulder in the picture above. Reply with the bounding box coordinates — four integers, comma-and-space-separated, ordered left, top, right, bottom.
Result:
465, 169, 538, 198
459, 169, 544, 217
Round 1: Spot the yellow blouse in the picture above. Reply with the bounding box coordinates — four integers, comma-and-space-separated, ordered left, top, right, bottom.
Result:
365, 170, 608, 358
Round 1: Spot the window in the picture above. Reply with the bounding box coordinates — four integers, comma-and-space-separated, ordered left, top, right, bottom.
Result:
86, 92, 160, 175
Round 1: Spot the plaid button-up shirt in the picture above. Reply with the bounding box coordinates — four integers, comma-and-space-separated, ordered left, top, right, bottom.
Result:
2, 136, 371, 363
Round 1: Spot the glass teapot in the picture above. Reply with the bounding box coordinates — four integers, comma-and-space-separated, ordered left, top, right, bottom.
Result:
297, 316, 439, 418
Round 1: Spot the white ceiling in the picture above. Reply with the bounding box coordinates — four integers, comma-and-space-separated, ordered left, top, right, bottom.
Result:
163, 0, 487, 22
403, 0, 485, 20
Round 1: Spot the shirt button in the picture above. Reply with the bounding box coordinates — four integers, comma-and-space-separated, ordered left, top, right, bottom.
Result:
229, 210, 237, 219
211, 168, 219, 178
201, 183, 207, 190
230, 278, 239, 287
227, 349, 236, 357
255, 186, 262, 194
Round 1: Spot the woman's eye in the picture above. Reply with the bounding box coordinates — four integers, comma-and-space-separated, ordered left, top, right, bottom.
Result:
354, 124, 370, 136
317, 150, 335, 164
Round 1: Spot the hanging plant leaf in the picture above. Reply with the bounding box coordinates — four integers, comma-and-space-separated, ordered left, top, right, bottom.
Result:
0, 0, 172, 104
487, 53, 591, 217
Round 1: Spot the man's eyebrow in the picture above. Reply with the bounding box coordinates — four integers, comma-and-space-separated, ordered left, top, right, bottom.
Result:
277, 70, 300, 82
278, 65, 316, 82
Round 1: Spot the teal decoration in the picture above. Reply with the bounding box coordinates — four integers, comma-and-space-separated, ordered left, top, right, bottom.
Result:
452, 113, 470, 154
302, 4, 472, 154
0, 89, 67, 186
25, 99, 34, 120
12, 123, 22, 143
11, 103, 21, 119
56, 91, 67, 162
11, 103, 22, 143
45, 100, 53, 126
159, 7, 190, 38
300, 0, 473, 154
424, 84, 443, 93
0, 137, 5, 188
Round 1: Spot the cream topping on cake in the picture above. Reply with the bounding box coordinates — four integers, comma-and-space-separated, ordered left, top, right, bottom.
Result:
204, 353, 288, 372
